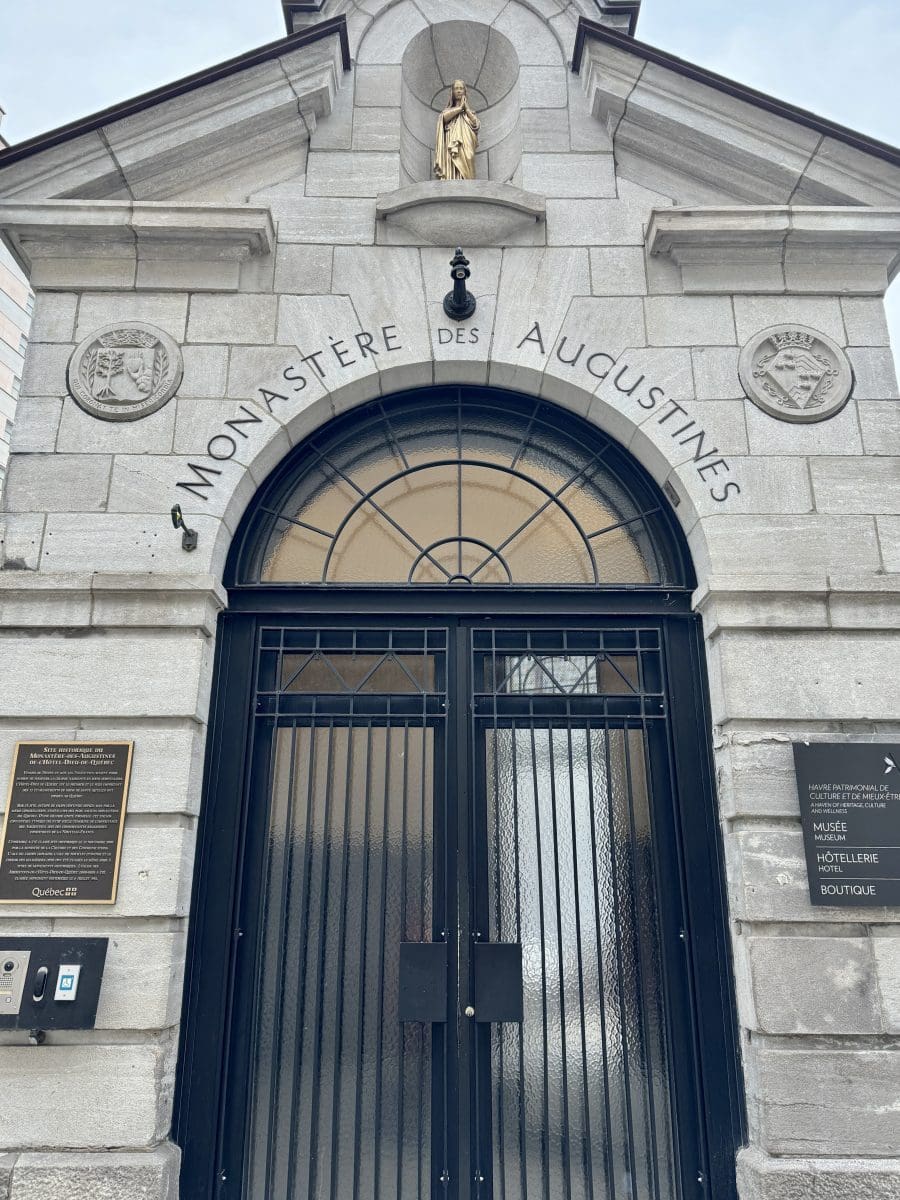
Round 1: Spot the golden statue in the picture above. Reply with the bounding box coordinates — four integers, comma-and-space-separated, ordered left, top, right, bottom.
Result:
434, 80, 481, 181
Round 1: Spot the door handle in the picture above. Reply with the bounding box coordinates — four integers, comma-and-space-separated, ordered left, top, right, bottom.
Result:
398, 943, 447, 1023
473, 943, 523, 1023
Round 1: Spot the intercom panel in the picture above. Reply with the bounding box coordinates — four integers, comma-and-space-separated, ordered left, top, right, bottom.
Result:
0, 938, 107, 1030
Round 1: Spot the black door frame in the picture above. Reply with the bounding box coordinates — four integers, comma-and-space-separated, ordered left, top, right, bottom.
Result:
174, 587, 745, 1200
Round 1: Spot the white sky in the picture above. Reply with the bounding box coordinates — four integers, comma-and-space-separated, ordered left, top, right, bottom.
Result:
0, 0, 898, 362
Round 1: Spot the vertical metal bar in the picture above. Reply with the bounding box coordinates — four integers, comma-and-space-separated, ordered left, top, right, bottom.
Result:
510, 728, 529, 1200
327, 726, 363, 1199
622, 727, 662, 1200
395, 722, 409, 1200
454, 623, 472, 1199
547, 727, 574, 1200
566, 722, 596, 1200
176, 613, 256, 1193
243, 697, 285, 1196
470, 647, 487, 1200
306, 719, 337, 1200
584, 726, 616, 1200
640, 709, 698, 1199
352, 724, 377, 1198
263, 723, 298, 1195
435, 702, 453, 1200
285, 723, 319, 1198
421, 720, 435, 1200
528, 725, 552, 1200
372, 720, 393, 1200
490, 719, 507, 1200
601, 726, 639, 1198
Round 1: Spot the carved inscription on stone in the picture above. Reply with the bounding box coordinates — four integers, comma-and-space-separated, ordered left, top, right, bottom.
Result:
67, 321, 183, 422
738, 325, 853, 423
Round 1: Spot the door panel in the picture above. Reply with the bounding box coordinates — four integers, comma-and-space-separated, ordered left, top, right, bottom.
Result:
482, 725, 675, 1200
241, 631, 446, 1199
473, 628, 678, 1200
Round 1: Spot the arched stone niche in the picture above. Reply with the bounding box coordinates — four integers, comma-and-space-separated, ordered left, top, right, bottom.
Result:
400, 22, 522, 185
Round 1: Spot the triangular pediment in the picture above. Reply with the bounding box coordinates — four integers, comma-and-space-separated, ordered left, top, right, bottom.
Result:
574, 19, 900, 207
0, 19, 349, 204
3, 10, 899, 217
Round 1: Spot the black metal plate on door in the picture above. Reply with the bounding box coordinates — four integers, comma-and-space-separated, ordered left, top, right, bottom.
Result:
474, 942, 523, 1023
398, 942, 447, 1023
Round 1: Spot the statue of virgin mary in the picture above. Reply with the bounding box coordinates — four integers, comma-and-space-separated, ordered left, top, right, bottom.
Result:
434, 80, 481, 181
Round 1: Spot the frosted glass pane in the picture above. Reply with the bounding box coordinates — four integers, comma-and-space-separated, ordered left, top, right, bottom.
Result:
255, 396, 666, 585
246, 724, 434, 1198
483, 724, 677, 1199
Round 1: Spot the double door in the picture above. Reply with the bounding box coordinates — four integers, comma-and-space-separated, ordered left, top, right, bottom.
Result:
219, 617, 704, 1199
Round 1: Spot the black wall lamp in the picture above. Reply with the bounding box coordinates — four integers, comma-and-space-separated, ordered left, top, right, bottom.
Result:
171, 505, 198, 552
444, 248, 476, 321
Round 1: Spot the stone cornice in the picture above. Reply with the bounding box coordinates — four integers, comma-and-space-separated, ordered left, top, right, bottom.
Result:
0, 573, 226, 635
647, 206, 900, 295
0, 201, 275, 290
0, 201, 274, 256
0, 20, 348, 203
0, 18, 349, 169
693, 574, 900, 636
575, 23, 900, 207
594, 2, 642, 37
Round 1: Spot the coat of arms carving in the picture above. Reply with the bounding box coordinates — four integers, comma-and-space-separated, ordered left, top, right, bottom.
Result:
738, 325, 853, 424
67, 322, 183, 422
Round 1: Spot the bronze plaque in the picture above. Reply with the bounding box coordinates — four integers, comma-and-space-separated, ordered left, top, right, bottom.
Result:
0, 743, 133, 904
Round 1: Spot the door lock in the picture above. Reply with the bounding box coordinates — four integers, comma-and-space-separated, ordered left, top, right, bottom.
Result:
464, 1005, 475, 1018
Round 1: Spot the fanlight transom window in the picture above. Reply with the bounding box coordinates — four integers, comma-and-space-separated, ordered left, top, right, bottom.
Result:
233, 390, 686, 588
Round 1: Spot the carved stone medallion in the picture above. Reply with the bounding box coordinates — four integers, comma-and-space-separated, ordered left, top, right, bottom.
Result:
67, 322, 183, 422
738, 325, 853, 423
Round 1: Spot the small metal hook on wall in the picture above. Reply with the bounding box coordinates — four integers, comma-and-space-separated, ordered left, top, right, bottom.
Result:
171, 505, 198, 552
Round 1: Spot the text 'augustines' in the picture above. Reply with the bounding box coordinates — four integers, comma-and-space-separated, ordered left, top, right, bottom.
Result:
517, 322, 740, 503
176, 320, 740, 503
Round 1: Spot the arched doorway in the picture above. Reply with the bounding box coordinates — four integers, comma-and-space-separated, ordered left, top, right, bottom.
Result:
175, 386, 744, 1199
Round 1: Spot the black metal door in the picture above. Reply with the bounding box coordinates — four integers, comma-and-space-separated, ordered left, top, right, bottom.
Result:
205, 616, 701, 1200
466, 625, 690, 1200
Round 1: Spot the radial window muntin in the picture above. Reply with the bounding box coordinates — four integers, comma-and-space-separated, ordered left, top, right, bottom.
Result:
230, 388, 691, 589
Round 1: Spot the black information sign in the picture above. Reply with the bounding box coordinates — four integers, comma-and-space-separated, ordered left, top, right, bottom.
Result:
794, 742, 900, 906
0, 743, 133, 903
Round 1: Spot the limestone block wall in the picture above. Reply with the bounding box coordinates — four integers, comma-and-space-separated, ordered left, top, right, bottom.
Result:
0, 7, 899, 1198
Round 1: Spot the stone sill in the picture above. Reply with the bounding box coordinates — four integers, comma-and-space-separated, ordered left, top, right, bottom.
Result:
375, 181, 546, 247
647, 205, 900, 295
0, 201, 275, 286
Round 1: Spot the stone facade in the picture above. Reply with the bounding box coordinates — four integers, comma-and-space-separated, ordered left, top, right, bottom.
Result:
1, 2, 899, 1196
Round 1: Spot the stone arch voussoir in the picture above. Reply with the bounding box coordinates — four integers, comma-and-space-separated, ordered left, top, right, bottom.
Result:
212, 356, 708, 586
